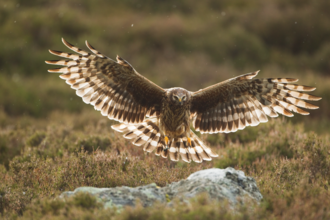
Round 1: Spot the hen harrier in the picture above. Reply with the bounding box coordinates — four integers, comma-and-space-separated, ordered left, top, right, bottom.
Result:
46, 38, 321, 163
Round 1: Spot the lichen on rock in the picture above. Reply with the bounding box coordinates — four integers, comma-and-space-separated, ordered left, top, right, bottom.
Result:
60, 167, 262, 209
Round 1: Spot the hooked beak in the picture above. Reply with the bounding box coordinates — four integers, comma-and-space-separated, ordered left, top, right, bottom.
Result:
178, 98, 183, 105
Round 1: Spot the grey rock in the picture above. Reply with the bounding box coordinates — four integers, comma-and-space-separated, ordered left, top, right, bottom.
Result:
60, 183, 166, 209
60, 167, 262, 209
163, 167, 263, 205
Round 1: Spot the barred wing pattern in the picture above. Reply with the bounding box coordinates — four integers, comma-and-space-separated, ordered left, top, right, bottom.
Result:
112, 118, 217, 163
46, 38, 165, 124
191, 71, 321, 134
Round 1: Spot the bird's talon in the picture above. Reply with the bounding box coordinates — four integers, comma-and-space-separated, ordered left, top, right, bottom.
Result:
187, 137, 192, 147
164, 136, 169, 144
163, 135, 170, 151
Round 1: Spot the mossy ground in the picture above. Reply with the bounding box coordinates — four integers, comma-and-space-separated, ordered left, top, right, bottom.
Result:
1, 0, 330, 219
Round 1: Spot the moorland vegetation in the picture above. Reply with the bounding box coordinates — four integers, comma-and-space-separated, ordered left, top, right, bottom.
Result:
1, 0, 330, 219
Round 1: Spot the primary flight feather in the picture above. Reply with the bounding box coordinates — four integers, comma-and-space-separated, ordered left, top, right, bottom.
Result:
46, 38, 321, 163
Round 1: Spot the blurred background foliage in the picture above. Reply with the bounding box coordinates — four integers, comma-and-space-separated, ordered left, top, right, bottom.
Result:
0, 0, 329, 128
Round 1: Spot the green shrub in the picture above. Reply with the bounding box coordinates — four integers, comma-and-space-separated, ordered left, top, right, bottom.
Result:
76, 136, 111, 153
313, 43, 330, 74
26, 132, 46, 147
17, 192, 105, 220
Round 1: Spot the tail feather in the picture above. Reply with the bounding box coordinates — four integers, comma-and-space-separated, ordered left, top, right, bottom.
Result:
169, 139, 180, 161
161, 147, 169, 159
155, 142, 163, 156
111, 119, 218, 163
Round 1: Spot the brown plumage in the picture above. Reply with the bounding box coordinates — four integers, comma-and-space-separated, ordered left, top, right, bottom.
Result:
46, 38, 322, 163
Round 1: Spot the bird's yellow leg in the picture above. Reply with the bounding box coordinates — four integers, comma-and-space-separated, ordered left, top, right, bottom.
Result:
187, 137, 192, 147
185, 124, 192, 147
160, 121, 169, 151
164, 135, 169, 150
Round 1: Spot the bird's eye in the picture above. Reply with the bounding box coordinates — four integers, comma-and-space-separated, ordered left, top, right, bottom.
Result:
182, 96, 186, 100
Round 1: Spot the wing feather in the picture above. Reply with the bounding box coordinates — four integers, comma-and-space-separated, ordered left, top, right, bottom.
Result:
191, 71, 321, 133
46, 38, 165, 124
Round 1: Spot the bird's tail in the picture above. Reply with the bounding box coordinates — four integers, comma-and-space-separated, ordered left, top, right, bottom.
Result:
111, 118, 218, 163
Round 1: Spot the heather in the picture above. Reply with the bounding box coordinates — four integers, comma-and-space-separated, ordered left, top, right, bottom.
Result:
1, 0, 330, 219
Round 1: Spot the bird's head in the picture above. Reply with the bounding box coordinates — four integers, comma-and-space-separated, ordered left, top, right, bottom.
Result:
168, 88, 190, 106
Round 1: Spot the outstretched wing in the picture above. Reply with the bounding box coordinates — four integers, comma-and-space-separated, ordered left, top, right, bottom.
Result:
190, 71, 321, 134
46, 38, 165, 124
